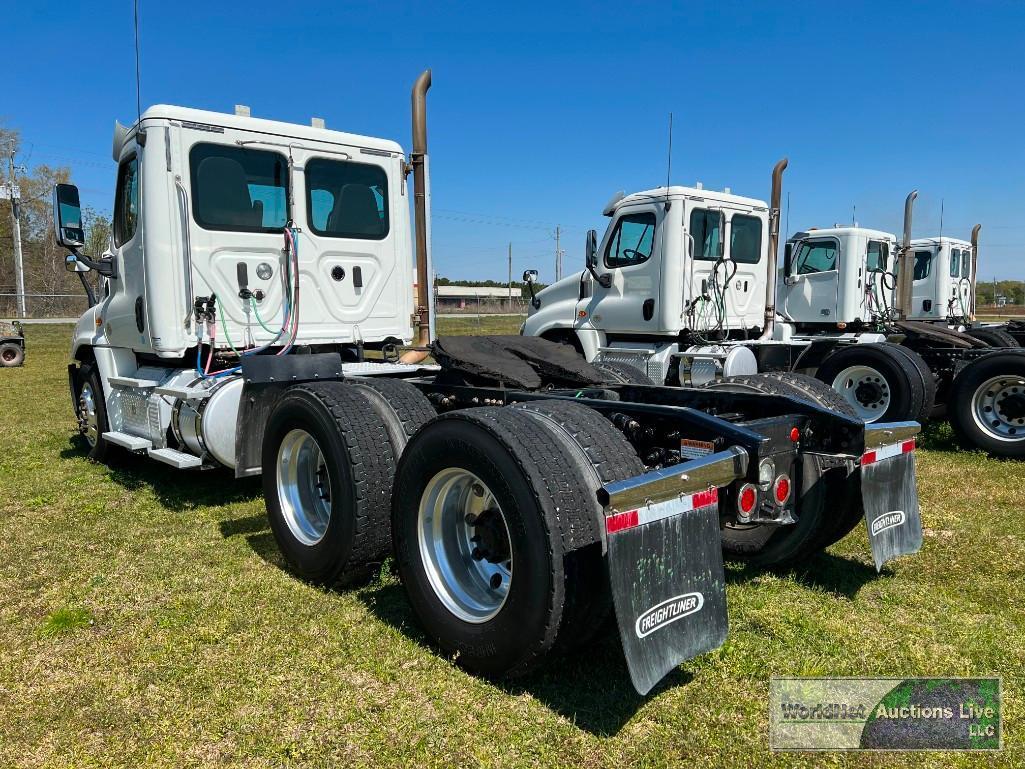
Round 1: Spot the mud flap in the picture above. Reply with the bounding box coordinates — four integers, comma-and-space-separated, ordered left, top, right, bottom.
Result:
860, 434, 922, 572
599, 448, 747, 695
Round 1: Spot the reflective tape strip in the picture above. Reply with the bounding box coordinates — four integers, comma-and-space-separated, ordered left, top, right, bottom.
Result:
862, 438, 915, 466
605, 488, 719, 535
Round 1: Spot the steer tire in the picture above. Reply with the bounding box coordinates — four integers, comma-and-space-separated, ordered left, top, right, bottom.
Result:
593, 361, 655, 385
345, 377, 436, 456
0, 342, 24, 367
262, 383, 396, 585
74, 363, 112, 463
965, 327, 1020, 348
513, 399, 645, 646
815, 343, 930, 424
392, 407, 609, 678
700, 373, 852, 566
947, 352, 1025, 458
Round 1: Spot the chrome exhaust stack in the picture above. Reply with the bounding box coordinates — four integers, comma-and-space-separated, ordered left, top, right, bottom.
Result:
759, 158, 788, 340
893, 190, 918, 319
969, 223, 981, 321
400, 69, 434, 364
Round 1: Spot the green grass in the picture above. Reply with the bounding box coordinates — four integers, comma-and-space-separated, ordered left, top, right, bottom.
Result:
1, 323, 1022, 767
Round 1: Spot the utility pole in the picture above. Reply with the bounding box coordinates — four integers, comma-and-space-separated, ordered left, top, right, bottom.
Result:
507, 242, 512, 310
554, 225, 563, 281
5, 150, 26, 318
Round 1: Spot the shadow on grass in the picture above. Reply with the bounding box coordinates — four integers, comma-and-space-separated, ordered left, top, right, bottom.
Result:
727, 550, 882, 600
61, 436, 263, 511
356, 580, 659, 736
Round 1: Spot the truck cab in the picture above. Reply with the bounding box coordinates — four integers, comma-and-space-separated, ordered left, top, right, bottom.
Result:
906, 236, 974, 323
523, 185, 769, 363
777, 226, 898, 329
71, 105, 415, 368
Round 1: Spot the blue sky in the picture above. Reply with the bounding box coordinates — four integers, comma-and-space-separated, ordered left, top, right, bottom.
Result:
7, 1, 1025, 281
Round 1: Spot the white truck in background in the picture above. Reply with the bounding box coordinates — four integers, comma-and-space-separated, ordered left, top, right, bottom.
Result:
51, 73, 925, 695
522, 166, 1025, 456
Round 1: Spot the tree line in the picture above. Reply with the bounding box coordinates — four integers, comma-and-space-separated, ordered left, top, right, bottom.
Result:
0, 125, 111, 317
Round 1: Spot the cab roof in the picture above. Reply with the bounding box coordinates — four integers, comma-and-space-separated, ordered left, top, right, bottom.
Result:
611, 185, 768, 214
123, 104, 405, 157
789, 226, 896, 242
911, 236, 972, 248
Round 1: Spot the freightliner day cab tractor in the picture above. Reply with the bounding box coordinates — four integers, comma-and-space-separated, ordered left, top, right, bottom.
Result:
522, 166, 1025, 457
903, 226, 1024, 346
54, 74, 922, 695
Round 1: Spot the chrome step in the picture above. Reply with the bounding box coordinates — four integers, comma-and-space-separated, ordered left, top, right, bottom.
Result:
148, 447, 203, 469
103, 431, 153, 451
109, 376, 160, 388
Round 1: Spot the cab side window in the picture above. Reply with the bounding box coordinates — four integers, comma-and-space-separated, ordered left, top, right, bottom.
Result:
605, 211, 656, 268
793, 239, 838, 275
306, 158, 389, 239
913, 250, 933, 281
867, 240, 887, 271
729, 214, 762, 264
690, 209, 723, 260
949, 248, 961, 278
113, 155, 140, 247
962, 250, 971, 278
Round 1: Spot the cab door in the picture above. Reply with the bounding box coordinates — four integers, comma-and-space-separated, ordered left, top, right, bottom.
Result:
783, 237, 839, 322
103, 148, 149, 350
578, 205, 661, 333
910, 248, 938, 318
722, 209, 767, 325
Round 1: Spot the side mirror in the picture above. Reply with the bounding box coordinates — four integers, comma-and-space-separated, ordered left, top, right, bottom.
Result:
53, 183, 85, 248
783, 242, 794, 275
65, 254, 91, 273
522, 270, 541, 309
585, 229, 598, 269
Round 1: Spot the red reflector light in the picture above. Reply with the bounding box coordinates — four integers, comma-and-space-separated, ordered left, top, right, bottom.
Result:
789, 427, 800, 442
605, 509, 639, 534
738, 484, 757, 515
902, 439, 915, 453
861, 450, 877, 465
773, 474, 791, 504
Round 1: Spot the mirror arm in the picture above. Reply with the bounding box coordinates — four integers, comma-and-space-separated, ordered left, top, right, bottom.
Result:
71, 249, 118, 279
76, 271, 97, 308
588, 265, 612, 288
526, 282, 541, 310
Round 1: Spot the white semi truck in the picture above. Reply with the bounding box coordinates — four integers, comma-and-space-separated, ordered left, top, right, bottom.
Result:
522, 165, 1025, 457
54, 74, 922, 694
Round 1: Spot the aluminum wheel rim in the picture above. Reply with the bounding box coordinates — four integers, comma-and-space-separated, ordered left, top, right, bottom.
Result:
832, 365, 891, 422
78, 382, 99, 447
971, 375, 1025, 442
276, 429, 332, 546
417, 469, 513, 623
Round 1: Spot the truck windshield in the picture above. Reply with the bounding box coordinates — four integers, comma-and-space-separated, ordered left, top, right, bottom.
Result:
729, 215, 762, 264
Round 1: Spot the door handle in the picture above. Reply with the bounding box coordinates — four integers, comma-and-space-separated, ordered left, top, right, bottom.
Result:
642, 298, 655, 321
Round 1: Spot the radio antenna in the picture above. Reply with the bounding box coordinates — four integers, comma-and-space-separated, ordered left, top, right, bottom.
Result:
939, 198, 944, 238
134, 0, 142, 125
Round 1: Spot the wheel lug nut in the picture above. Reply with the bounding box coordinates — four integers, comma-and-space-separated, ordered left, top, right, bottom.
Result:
489, 573, 502, 590
471, 484, 485, 497
471, 547, 484, 561
464, 513, 478, 525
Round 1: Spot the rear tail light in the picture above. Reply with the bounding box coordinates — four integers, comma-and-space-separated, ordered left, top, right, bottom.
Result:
773, 474, 792, 504
737, 483, 758, 516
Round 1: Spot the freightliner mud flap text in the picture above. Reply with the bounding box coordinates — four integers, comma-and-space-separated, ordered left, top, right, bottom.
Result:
859, 421, 923, 571
598, 448, 748, 695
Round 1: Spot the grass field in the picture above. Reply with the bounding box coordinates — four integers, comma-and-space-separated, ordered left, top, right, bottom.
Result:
1, 323, 1023, 768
